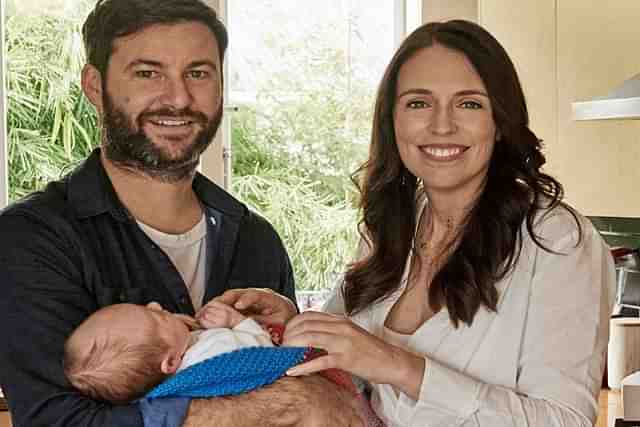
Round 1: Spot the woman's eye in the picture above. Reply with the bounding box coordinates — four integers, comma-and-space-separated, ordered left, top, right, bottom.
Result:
460, 100, 482, 109
407, 100, 429, 109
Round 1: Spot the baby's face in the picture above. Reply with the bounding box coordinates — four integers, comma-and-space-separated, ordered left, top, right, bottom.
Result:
144, 303, 192, 357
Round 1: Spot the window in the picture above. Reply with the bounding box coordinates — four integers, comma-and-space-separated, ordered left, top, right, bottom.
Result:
2, 0, 98, 206
0, 4, 7, 208
225, 0, 421, 303
0, 0, 421, 300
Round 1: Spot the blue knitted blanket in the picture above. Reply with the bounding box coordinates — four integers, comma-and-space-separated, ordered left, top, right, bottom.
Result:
145, 346, 308, 399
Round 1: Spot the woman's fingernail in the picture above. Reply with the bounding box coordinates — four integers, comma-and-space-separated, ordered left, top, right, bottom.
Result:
286, 368, 301, 376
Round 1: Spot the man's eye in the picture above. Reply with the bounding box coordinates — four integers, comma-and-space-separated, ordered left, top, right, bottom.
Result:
460, 100, 482, 109
188, 70, 209, 79
135, 70, 158, 79
407, 100, 429, 109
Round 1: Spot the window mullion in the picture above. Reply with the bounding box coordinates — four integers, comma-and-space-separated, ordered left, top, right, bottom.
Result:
0, 3, 8, 209
394, 0, 407, 48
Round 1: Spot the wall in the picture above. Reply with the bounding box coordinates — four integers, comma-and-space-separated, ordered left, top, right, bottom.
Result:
421, 1, 640, 217
422, 0, 477, 23
480, 1, 640, 217
554, 1, 640, 217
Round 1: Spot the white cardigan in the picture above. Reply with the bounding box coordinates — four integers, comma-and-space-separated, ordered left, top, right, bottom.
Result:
323, 205, 616, 427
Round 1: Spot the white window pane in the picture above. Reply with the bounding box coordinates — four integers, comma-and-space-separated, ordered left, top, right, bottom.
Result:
5, 0, 97, 202
0, 4, 7, 208
406, 0, 423, 35
227, 1, 397, 292
227, 0, 395, 175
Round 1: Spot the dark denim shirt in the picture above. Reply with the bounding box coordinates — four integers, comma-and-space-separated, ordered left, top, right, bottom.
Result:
0, 149, 296, 427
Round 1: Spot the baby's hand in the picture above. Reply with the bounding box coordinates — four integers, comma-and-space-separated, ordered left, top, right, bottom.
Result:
196, 300, 246, 329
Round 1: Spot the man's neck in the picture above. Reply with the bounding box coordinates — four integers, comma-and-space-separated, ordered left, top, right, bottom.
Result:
101, 153, 203, 234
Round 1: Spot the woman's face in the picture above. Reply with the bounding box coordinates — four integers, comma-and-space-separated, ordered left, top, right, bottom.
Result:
393, 43, 497, 199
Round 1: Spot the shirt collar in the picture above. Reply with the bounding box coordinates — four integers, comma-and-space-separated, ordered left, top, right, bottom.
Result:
68, 148, 245, 221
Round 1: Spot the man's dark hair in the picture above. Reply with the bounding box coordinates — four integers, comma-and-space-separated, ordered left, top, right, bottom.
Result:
344, 20, 581, 327
82, 0, 228, 76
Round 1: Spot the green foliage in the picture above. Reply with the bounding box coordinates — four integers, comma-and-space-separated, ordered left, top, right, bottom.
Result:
232, 171, 359, 290
6, 11, 365, 290
6, 13, 98, 200
231, 108, 360, 290
226, 22, 374, 289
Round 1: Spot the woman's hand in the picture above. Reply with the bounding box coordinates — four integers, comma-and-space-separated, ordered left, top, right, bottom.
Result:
213, 288, 298, 325
282, 311, 426, 400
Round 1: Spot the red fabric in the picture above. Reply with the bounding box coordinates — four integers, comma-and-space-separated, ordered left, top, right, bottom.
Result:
266, 324, 385, 427
265, 323, 286, 345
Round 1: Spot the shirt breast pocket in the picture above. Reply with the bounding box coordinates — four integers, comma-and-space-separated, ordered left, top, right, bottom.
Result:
95, 286, 146, 307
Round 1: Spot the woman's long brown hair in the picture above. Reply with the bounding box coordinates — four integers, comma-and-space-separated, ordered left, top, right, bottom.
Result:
343, 20, 580, 327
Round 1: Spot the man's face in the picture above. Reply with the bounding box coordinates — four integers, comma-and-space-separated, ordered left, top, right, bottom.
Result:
98, 22, 223, 182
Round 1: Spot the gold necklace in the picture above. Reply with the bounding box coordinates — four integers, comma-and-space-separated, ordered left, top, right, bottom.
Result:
414, 213, 454, 253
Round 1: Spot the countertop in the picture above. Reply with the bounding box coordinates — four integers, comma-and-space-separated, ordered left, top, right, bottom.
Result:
0, 389, 625, 427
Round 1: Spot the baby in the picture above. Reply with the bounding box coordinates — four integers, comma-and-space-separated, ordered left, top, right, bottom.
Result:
63, 300, 274, 404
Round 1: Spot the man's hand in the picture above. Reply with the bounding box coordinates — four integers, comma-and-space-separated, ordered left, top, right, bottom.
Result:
213, 288, 298, 325
182, 375, 364, 427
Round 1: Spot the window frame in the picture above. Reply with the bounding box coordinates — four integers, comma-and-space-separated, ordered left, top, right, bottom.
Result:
0, 0, 421, 206
218, 0, 419, 190
0, 2, 7, 209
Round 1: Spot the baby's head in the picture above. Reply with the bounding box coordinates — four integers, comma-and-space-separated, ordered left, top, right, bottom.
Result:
63, 303, 193, 403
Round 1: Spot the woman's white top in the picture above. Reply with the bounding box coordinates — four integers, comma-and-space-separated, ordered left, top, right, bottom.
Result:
383, 326, 412, 398
178, 318, 273, 371
323, 204, 616, 427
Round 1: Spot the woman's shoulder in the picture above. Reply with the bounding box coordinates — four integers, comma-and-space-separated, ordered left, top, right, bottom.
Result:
527, 201, 598, 249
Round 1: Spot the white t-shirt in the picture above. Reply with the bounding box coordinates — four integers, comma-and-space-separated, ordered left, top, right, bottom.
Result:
138, 215, 208, 311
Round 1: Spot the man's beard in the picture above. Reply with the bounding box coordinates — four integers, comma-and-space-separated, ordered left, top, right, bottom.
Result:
101, 92, 223, 183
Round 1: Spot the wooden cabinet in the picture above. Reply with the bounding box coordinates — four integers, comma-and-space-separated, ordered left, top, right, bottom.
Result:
480, 0, 640, 217
0, 412, 11, 427
597, 389, 623, 427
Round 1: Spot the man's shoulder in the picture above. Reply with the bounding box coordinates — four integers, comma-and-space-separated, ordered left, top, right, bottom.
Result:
0, 178, 71, 227
0, 179, 78, 264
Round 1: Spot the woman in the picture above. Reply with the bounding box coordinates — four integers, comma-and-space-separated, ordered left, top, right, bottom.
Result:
218, 20, 616, 426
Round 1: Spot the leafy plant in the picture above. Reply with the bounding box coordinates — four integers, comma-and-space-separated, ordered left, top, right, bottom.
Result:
231, 108, 360, 290
6, 12, 98, 200
233, 171, 358, 290
6, 10, 365, 290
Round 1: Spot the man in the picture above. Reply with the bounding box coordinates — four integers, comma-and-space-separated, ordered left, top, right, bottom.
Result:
0, 0, 362, 426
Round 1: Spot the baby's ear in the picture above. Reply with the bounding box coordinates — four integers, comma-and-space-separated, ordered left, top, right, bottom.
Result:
160, 354, 181, 375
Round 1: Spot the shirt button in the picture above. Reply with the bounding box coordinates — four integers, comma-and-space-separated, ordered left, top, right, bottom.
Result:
179, 296, 188, 304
